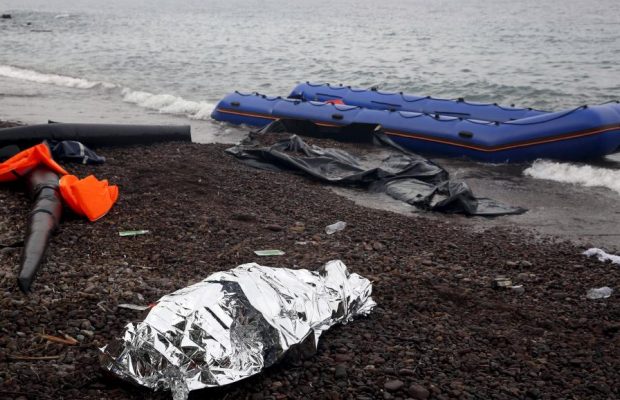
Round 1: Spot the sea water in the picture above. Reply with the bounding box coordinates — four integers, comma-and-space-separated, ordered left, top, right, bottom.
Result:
1, 0, 620, 248
2, 0, 619, 120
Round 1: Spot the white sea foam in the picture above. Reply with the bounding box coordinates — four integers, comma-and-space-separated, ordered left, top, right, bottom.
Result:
583, 248, 620, 265
524, 160, 620, 195
0, 64, 214, 119
121, 88, 214, 120
0, 64, 116, 89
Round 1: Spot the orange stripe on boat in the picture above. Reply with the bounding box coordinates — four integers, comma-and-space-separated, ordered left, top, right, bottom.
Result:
217, 108, 342, 128
384, 124, 620, 152
216, 108, 278, 120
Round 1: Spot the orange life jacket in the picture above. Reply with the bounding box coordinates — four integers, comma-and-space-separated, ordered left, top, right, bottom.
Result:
59, 175, 119, 222
0, 143, 68, 182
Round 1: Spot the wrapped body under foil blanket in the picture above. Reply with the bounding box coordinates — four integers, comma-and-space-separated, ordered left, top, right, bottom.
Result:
100, 260, 376, 400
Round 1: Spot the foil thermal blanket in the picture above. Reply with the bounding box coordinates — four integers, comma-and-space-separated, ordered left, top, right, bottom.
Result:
100, 260, 375, 399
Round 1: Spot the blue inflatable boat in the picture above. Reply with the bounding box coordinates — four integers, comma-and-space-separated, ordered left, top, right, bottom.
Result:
211, 83, 620, 162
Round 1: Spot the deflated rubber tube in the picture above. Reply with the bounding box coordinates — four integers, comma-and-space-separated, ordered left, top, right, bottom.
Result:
0, 123, 191, 148
17, 167, 63, 292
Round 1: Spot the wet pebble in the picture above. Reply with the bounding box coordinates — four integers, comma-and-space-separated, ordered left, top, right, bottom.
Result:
334, 364, 347, 379
409, 383, 430, 399
80, 319, 93, 330
81, 330, 94, 338
384, 379, 405, 392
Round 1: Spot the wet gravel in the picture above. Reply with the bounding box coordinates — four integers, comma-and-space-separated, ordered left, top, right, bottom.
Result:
0, 132, 619, 400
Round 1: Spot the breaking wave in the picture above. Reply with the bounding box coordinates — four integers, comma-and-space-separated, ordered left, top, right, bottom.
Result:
0, 64, 215, 120
524, 160, 620, 195
0, 64, 116, 89
121, 89, 214, 120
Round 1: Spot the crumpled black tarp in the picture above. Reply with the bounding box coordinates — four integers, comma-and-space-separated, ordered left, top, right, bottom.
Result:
1, 141, 105, 164
0, 145, 20, 162
47, 140, 106, 165
226, 119, 526, 216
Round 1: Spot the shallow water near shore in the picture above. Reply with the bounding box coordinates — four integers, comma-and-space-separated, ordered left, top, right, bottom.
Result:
1, 0, 619, 251
333, 159, 620, 253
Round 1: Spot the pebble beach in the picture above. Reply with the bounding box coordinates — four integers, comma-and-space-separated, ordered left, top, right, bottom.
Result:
1, 123, 618, 399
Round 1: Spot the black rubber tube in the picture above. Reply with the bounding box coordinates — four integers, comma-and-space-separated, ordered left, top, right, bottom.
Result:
0, 123, 191, 147
17, 167, 63, 292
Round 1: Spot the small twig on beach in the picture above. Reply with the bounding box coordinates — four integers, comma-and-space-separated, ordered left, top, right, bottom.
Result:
40, 333, 78, 346
97, 301, 110, 313
8, 354, 61, 361
411, 356, 425, 375
134, 265, 155, 270
64, 333, 79, 344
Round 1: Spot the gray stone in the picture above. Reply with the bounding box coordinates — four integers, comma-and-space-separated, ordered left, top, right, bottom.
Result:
81, 329, 95, 338
335, 364, 347, 379
409, 383, 430, 399
385, 379, 405, 392
80, 319, 93, 330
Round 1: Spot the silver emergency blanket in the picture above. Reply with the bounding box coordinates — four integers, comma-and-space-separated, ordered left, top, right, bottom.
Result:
100, 260, 375, 400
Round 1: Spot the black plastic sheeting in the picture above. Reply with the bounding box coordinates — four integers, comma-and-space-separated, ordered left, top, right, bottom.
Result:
17, 167, 63, 292
48, 140, 106, 164
226, 119, 526, 216
2, 140, 105, 164
0, 144, 20, 161
0, 122, 191, 148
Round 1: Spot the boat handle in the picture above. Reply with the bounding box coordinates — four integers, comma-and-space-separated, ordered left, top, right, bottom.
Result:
332, 114, 344, 120
458, 131, 474, 139
231, 101, 240, 107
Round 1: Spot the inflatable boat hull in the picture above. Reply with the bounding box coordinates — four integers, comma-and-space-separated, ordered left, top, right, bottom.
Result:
212, 87, 620, 163
288, 82, 549, 122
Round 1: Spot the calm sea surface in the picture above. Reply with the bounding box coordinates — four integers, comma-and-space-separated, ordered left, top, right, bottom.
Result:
2, 0, 619, 110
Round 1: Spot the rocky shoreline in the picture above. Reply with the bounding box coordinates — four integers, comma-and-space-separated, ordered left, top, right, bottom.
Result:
0, 125, 618, 399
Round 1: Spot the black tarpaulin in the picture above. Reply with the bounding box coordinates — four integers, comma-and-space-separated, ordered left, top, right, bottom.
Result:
0, 145, 20, 162
47, 140, 106, 165
226, 120, 526, 217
